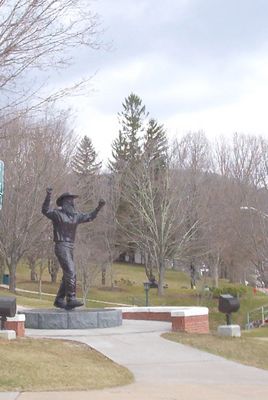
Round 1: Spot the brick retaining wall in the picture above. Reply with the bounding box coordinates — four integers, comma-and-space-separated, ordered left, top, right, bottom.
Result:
171, 314, 209, 334
121, 307, 209, 334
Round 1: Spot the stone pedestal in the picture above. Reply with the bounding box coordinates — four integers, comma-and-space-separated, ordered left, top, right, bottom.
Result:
20, 308, 122, 329
217, 324, 241, 337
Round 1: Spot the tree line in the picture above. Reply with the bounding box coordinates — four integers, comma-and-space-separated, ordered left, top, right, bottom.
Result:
108, 93, 268, 294
1, 92, 268, 298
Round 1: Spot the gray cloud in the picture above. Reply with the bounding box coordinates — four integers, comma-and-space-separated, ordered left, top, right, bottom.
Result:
48, 0, 268, 161
95, 0, 268, 61
75, 0, 267, 116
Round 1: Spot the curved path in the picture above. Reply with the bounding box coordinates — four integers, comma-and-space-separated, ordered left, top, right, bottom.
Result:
1, 320, 268, 400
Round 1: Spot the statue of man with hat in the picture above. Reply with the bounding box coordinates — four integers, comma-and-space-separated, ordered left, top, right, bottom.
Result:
42, 188, 105, 310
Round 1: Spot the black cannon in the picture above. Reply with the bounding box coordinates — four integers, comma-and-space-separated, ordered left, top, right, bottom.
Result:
218, 294, 240, 325
0, 297, 16, 329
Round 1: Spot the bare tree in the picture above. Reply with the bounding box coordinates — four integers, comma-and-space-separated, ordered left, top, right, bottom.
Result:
75, 237, 102, 305
205, 133, 268, 285
98, 173, 123, 286
119, 146, 198, 295
0, 110, 73, 291
0, 0, 101, 125
173, 132, 211, 286
74, 170, 121, 300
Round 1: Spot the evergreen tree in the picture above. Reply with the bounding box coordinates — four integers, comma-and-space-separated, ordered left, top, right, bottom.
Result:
72, 135, 102, 206
108, 131, 129, 173
109, 93, 148, 172
108, 94, 148, 262
72, 135, 101, 176
143, 118, 168, 168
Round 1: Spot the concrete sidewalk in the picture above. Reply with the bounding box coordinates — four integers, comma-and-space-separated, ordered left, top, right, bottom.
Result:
1, 320, 268, 400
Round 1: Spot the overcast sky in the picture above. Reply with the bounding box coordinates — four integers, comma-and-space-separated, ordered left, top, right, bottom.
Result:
57, 0, 268, 166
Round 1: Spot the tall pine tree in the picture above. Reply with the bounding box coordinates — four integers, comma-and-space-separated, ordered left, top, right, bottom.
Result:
143, 118, 168, 168
72, 135, 102, 206
109, 93, 148, 173
108, 131, 129, 173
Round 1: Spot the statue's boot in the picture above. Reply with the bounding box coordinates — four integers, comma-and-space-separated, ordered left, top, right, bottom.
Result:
54, 279, 66, 308
65, 298, 84, 310
54, 298, 66, 309
65, 276, 84, 310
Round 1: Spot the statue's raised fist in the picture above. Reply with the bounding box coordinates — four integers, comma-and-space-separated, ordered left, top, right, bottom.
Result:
98, 199, 106, 208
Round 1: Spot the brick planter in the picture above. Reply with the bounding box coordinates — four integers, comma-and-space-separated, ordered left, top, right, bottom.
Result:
171, 309, 209, 334
121, 306, 209, 334
4, 314, 25, 337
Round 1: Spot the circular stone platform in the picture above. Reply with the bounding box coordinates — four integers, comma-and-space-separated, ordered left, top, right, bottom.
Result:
20, 308, 122, 329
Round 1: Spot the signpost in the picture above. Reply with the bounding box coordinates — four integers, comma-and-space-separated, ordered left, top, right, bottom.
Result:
0, 160, 4, 210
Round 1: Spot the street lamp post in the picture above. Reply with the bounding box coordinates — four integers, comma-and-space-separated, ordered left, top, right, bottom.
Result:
143, 282, 150, 307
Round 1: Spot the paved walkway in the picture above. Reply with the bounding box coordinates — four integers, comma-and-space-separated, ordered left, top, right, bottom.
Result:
1, 320, 268, 400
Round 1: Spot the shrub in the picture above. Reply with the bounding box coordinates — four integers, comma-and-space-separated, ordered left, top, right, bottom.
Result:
209, 285, 247, 298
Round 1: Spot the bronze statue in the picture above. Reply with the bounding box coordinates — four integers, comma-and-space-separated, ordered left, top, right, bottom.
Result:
42, 188, 105, 310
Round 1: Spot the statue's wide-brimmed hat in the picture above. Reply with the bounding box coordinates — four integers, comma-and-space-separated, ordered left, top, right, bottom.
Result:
56, 192, 79, 206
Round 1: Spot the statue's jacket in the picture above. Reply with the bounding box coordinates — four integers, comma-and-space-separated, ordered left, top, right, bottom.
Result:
41, 192, 99, 243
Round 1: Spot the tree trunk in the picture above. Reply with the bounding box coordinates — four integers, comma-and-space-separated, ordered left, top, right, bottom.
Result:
157, 259, 165, 296
29, 259, 37, 281
212, 252, 220, 288
30, 269, 37, 281
213, 264, 219, 288
101, 270, 106, 285
8, 255, 17, 292
229, 260, 236, 283
190, 262, 196, 289
38, 279, 42, 299
0, 255, 5, 277
145, 253, 154, 281
48, 259, 59, 283
50, 270, 58, 284
83, 293, 87, 306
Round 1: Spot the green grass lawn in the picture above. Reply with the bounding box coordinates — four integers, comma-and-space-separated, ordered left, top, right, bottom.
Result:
163, 330, 268, 371
243, 325, 268, 337
0, 337, 133, 391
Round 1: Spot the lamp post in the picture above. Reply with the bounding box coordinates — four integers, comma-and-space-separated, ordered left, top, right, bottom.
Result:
143, 281, 150, 306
